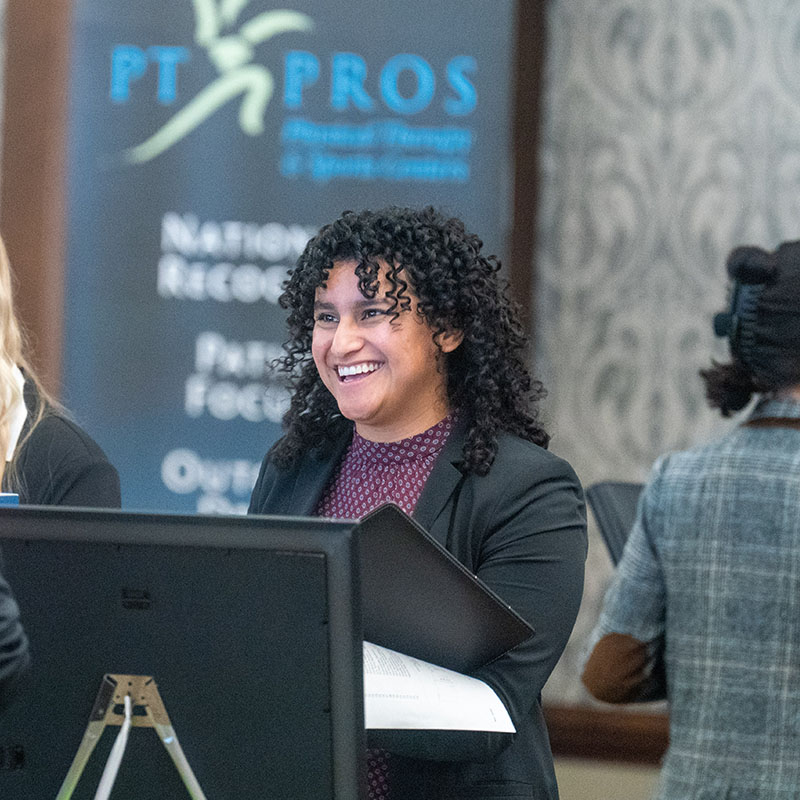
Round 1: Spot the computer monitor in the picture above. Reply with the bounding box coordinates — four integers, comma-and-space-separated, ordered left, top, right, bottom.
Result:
0, 506, 364, 799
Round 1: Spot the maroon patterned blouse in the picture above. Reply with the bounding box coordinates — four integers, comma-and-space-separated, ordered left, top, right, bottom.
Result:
314, 415, 454, 519
313, 415, 454, 800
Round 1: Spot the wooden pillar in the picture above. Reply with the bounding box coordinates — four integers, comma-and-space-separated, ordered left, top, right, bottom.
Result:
0, 0, 72, 395
509, 0, 548, 339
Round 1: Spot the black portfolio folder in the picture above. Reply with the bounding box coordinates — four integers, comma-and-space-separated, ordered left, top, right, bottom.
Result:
357, 503, 534, 674
585, 481, 644, 565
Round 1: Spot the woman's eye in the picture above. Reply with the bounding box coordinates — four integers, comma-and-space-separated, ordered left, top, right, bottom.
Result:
315, 313, 337, 324
362, 308, 387, 319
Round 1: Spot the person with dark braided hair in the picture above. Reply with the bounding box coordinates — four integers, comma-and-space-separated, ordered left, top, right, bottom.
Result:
249, 206, 587, 800
583, 242, 800, 799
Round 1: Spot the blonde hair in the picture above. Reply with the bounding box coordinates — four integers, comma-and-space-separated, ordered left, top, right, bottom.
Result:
0, 235, 53, 491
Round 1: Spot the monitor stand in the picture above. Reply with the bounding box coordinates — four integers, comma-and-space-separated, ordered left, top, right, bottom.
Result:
56, 674, 208, 800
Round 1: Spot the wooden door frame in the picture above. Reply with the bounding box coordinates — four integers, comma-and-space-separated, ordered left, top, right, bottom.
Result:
0, 0, 72, 395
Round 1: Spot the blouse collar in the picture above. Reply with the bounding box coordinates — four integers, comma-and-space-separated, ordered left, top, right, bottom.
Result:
349, 415, 454, 464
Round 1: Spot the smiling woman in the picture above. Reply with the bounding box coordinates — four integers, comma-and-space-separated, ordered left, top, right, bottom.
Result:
248, 206, 587, 800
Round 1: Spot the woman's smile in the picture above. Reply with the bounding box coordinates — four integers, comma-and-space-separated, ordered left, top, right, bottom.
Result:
337, 361, 384, 381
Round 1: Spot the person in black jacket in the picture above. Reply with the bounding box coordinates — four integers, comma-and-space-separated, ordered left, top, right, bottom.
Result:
0, 235, 120, 507
249, 206, 587, 800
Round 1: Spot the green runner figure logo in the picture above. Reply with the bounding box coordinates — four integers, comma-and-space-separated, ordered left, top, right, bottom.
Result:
125, 1, 312, 164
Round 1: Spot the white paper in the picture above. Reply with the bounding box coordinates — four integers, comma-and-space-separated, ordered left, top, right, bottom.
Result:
363, 641, 515, 732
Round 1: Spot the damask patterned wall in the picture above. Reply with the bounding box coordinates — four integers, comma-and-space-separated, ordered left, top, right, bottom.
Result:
535, 0, 800, 702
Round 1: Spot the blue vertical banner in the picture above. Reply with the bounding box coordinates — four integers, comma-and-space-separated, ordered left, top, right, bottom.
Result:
63, 0, 516, 512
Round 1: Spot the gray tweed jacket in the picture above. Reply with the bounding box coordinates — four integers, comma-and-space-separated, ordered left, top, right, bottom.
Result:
589, 396, 800, 800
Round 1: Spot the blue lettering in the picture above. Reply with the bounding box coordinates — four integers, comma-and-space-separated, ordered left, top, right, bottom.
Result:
331, 53, 373, 112
444, 56, 477, 115
281, 50, 478, 116
148, 46, 190, 104
110, 45, 148, 102
284, 51, 320, 109
380, 54, 435, 115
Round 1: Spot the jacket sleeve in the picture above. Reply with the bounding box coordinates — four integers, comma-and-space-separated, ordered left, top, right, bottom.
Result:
370, 451, 588, 761
582, 459, 668, 704
0, 557, 29, 710
51, 461, 121, 508
15, 415, 121, 508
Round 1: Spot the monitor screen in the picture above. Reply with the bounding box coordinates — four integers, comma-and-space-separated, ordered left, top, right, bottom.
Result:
0, 506, 364, 799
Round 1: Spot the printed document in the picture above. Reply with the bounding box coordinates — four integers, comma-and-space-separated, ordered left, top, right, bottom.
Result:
363, 641, 515, 732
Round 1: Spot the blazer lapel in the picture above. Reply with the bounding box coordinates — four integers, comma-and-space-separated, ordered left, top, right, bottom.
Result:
287, 427, 353, 515
413, 421, 467, 546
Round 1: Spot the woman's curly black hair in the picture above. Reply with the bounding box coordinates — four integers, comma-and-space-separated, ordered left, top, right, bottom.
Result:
270, 205, 549, 475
